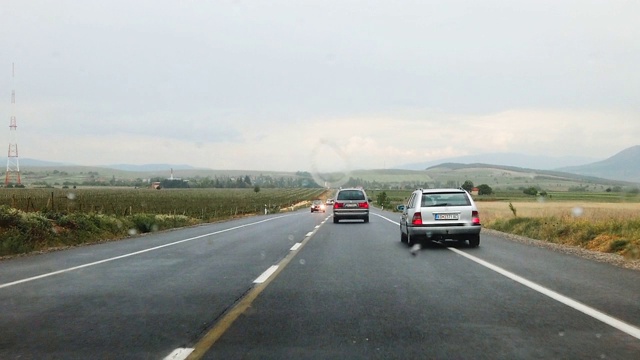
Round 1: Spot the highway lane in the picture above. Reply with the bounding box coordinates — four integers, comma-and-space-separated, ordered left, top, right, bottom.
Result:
1, 207, 639, 359
0, 211, 327, 359
202, 208, 640, 359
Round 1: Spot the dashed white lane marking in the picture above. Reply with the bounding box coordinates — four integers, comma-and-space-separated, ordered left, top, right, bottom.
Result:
253, 265, 279, 284
0, 214, 293, 290
305, 231, 313, 237
186, 213, 329, 359
290, 243, 302, 251
315, 225, 320, 229
163, 347, 194, 360
374, 211, 640, 341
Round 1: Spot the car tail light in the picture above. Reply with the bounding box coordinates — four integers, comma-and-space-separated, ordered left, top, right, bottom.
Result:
333, 203, 344, 209
472, 210, 480, 225
358, 202, 369, 209
412, 212, 423, 225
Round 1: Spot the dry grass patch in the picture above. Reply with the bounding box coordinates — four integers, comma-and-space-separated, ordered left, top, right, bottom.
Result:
478, 201, 640, 223
478, 201, 640, 259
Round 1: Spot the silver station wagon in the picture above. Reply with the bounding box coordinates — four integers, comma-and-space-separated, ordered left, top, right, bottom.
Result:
332, 188, 370, 223
400, 188, 481, 247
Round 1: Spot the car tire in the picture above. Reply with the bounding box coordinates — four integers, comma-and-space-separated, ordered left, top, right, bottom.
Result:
407, 232, 416, 247
400, 230, 407, 243
363, 216, 369, 223
333, 217, 339, 224
468, 235, 480, 248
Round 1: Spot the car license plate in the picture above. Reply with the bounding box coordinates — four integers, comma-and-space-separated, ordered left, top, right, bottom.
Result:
435, 213, 459, 220
345, 203, 357, 208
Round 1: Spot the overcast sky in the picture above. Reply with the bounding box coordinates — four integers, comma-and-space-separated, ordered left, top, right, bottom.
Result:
1, 0, 639, 173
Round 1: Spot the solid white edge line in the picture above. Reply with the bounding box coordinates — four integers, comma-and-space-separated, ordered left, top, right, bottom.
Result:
373, 211, 640, 340
372, 212, 401, 225
290, 243, 302, 251
163, 347, 194, 360
253, 265, 279, 284
0, 214, 293, 290
448, 248, 640, 340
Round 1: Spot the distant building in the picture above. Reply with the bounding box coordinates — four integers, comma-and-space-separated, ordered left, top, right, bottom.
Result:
151, 182, 161, 189
471, 187, 479, 196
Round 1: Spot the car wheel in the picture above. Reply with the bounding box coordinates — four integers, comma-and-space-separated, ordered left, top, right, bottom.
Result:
468, 235, 480, 248
407, 232, 416, 247
400, 230, 407, 243
363, 216, 369, 223
333, 217, 339, 224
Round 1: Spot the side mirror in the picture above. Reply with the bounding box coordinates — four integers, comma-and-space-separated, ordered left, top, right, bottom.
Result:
368, 198, 372, 203
396, 205, 405, 211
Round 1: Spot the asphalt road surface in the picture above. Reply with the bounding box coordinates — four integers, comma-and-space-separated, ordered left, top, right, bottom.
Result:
1, 208, 639, 359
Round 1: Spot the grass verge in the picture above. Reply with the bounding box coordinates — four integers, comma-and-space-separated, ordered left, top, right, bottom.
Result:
480, 201, 640, 259
0, 205, 199, 257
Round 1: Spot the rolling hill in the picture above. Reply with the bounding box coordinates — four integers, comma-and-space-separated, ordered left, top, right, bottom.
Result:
557, 145, 640, 182
397, 153, 598, 171
5, 145, 640, 189
421, 163, 635, 191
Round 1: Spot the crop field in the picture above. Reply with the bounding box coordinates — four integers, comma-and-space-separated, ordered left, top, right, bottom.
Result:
0, 187, 329, 220
478, 200, 640, 259
477, 201, 640, 224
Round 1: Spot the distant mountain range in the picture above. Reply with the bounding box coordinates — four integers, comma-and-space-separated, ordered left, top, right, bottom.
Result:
556, 145, 640, 183
0, 158, 74, 167
397, 145, 640, 183
0, 159, 200, 172
397, 153, 599, 171
104, 164, 198, 172
3, 145, 639, 183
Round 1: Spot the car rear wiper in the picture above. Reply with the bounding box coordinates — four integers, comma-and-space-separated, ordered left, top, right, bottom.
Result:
429, 203, 449, 207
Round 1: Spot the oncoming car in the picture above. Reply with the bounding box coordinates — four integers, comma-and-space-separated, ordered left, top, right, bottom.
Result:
400, 188, 481, 247
310, 200, 326, 213
332, 188, 369, 223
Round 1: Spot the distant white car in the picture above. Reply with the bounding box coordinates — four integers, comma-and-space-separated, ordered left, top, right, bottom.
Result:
310, 200, 326, 213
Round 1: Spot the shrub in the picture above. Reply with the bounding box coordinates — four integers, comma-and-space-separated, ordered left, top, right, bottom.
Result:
609, 239, 629, 252
477, 184, 493, 195
130, 214, 158, 233
376, 191, 390, 207
0, 228, 34, 256
0, 205, 22, 227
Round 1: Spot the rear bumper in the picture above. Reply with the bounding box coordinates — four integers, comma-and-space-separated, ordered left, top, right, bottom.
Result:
407, 224, 480, 240
333, 210, 369, 219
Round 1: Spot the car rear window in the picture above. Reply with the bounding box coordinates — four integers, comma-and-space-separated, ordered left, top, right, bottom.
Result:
421, 192, 470, 207
337, 190, 366, 201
